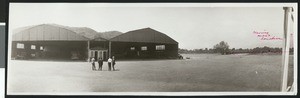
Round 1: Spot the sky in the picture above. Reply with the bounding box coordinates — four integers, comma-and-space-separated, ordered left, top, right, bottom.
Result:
9, 3, 295, 50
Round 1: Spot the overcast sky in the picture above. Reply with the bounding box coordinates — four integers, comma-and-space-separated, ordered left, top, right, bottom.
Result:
9, 3, 294, 50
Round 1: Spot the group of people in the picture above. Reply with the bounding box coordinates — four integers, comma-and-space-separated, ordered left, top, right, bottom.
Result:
90, 56, 116, 71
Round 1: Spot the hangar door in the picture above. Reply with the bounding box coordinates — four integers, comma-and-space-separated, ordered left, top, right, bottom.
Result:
89, 50, 108, 60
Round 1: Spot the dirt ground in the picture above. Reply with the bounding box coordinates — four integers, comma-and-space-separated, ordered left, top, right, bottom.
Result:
7, 54, 294, 93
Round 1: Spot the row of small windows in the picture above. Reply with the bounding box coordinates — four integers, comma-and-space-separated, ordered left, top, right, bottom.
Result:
16, 43, 43, 50
156, 45, 165, 50
16, 43, 164, 51
16, 43, 24, 49
130, 45, 165, 51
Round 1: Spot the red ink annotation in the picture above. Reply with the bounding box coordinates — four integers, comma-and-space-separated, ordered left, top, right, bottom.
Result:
253, 31, 282, 40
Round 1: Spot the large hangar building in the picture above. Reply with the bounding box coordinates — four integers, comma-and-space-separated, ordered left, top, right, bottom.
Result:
11, 24, 178, 61
109, 28, 178, 59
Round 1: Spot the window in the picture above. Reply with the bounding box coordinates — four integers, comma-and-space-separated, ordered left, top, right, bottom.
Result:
130, 47, 135, 50
31, 45, 36, 50
141, 46, 147, 51
31, 53, 36, 57
156, 45, 165, 50
40, 46, 44, 50
16, 43, 24, 49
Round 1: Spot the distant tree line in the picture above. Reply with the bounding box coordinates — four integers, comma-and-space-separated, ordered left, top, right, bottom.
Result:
179, 46, 294, 55
179, 41, 294, 55
179, 48, 215, 54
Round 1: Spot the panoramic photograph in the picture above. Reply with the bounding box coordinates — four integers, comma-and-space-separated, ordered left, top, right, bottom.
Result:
7, 3, 296, 95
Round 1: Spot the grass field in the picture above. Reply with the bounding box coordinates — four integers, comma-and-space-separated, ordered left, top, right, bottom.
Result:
7, 54, 294, 93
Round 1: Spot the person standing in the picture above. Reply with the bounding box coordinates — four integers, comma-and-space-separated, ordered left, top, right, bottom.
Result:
98, 58, 103, 71
107, 57, 112, 71
112, 56, 116, 71
91, 57, 96, 71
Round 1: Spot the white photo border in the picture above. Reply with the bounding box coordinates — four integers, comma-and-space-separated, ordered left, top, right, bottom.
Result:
7, 3, 298, 96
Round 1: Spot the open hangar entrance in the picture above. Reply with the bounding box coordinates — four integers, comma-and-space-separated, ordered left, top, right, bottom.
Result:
88, 40, 109, 61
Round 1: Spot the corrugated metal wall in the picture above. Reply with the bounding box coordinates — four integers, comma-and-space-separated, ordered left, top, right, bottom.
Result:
12, 24, 89, 41
111, 42, 178, 59
110, 28, 178, 44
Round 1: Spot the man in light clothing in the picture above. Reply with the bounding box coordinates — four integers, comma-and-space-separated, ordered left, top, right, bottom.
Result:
107, 57, 112, 71
91, 57, 96, 71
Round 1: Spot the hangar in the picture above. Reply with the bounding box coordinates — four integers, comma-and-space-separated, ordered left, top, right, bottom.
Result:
11, 24, 178, 61
109, 28, 178, 59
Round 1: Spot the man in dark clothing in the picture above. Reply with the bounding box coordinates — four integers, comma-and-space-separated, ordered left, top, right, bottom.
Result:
112, 56, 116, 71
98, 58, 103, 71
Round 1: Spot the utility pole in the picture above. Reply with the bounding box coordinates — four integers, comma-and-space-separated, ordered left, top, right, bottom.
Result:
87, 41, 90, 62
109, 41, 111, 58
281, 7, 292, 92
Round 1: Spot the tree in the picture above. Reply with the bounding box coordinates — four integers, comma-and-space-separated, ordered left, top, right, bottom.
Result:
231, 48, 235, 54
213, 41, 230, 55
232, 48, 235, 51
